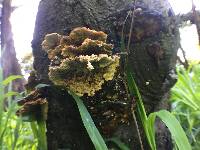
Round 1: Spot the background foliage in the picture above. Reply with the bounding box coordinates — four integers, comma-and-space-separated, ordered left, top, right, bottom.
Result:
0, 72, 37, 150
171, 63, 200, 150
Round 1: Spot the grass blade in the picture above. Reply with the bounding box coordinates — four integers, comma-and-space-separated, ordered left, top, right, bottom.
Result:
126, 65, 191, 150
126, 67, 147, 121
146, 113, 156, 150
156, 110, 191, 150
69, 91, 108, 150
0, 68, 4, 135
171, 88, 199, 110
30, 122, 39, 140
106, 138, 130, 150
0, 101, 16, 144
2, 75, 22, 86
4, 91, 20, 98
35, 84, 50, 89
12, 118, 21, 150
37, 120, 47, 150
126, 66, 154, 149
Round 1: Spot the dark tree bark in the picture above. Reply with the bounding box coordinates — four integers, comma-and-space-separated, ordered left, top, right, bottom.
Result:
31, 0, 179, 149
1, 0, 24, 92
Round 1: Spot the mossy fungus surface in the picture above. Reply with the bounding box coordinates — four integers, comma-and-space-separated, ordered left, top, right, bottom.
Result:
42, 27, 120, 96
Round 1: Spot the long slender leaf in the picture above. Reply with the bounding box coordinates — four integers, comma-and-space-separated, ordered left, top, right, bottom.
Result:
69, 91, 108, 150
2, 75, 22, 86
30, 122, 39, 140
0, 101, 16, 144
12, 118, 21, 150
30, 121, 46, 150
146, 113, 156, 150
155, 110, 191, 150
126, 67, 147, 120
106, 138, 130, 150
0, 68, 4, 134
4, 91, 20, 98
170, 64, 200, 149
126, 65, 191, 150
126, 66, 154, 149
171, 65, 200, 111
8, 82, 13, 106
172, 88, 199, 110
37, 120, 47, 150
35, 84, 50, 89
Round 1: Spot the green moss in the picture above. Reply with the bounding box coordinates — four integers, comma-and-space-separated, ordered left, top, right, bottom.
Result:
42, 27, 120, 96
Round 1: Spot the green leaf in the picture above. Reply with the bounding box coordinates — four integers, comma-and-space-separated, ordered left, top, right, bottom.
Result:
106, 138, 130, 150
155, 110, 191, 150
35, 84, 50, 89
126, 66, 147, 120
171, 89, 199, 110
126, 65, 191, 150
69, 91, 108, 150
0, 69, 5, 129
120, 35, 126, 53
4, 91, 20, 98
0, 102, 17, 144
37, 120, 47, 150
12, 118, 21, 150
146, 113, 156, 150
2, 75, 22, 86
30, 122, 39, 140
30, 121, 47, 150
126, 66, 155, 148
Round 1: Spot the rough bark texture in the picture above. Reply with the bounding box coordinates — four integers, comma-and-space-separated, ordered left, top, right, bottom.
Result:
1, 0, 24, 92
31, 0, 179, 149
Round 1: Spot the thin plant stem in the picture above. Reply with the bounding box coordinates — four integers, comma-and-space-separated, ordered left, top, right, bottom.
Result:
121, 10, 131, 41
120, 1, 145, 149
126, 1, 144, 149
131, 97, 144, 150
127, 0, 136, 54
37, 120, 47, 150
179, 45, 189, 69
191, 0, 200, 44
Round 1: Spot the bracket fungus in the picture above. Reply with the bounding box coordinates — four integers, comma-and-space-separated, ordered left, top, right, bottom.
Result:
42, 27, 120, 96
17, 88, 48, 122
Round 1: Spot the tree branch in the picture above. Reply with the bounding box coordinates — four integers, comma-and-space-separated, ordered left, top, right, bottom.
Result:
178, 9, 200, 45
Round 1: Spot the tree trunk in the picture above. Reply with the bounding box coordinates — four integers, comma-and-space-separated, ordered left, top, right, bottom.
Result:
1, 0, 24, 92
31, 0, 179, 149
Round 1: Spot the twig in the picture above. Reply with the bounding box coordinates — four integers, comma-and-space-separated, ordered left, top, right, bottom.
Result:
119, 10, 131, 75
127, 1, 136, 54
177, 56, 186, 68
126, 1, 145, 149
121, 10, 132, 42
179, 45, 189, 69
131, 97, 144, 150
120, 1, 144, 149
191, 0, 200, 45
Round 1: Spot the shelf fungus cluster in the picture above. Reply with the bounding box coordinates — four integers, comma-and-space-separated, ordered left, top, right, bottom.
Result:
16, 87, 48, 122
42, 27, 120, 96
